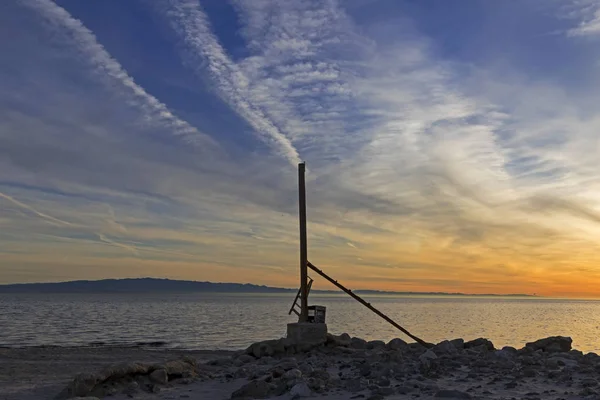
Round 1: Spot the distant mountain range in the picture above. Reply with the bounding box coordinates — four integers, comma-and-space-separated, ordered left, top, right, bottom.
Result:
0, 278, 537, 296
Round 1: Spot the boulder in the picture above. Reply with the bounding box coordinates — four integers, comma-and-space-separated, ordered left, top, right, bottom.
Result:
419, 349, 438, 363
327, 333, 352, 347
162, 360, 196, 377
367, 340, 386, 350
351, 337, 368, 349
449, 339, 464, 350
525, 336, 572, 353
464, 338, 495, 351
98, 362, 149, 380
290, 382, 312, 398
149, 369, 168, 384
231, 380, 272, 399
419, 349, 438, 370
283, 369, 303, 381
246, 338, 289, 359
386, 338, 408, 350
434, 340, 458, 355
298, 363, 314, 376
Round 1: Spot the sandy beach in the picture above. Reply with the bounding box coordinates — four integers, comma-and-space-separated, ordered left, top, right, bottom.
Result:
2, 334, 599, 400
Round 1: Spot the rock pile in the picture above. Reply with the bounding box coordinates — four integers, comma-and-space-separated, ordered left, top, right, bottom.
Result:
55, 356, 204, 399
55, 335, 600, 400
224, 334, 600, 399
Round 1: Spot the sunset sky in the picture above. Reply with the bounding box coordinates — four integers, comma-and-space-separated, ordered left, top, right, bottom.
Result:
2, 0, 600, 297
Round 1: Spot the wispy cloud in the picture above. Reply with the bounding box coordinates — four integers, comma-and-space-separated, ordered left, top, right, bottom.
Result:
17, 0, 213, 147
568, 1, 600, 37
3, 0, 600, 296
0, 191, 71, 227
97, 233, 139, 256
157, 0, 301, 165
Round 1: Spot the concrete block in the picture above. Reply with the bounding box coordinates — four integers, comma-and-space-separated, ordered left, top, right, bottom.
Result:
287, 322, 328, 345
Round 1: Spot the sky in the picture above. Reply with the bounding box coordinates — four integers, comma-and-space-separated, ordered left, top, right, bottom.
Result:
1, 0, 600, 297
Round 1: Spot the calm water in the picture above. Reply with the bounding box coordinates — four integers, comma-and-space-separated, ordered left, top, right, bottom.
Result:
1, 293, 599, 353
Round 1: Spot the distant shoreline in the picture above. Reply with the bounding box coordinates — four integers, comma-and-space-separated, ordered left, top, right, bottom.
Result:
0, 277, 538, 297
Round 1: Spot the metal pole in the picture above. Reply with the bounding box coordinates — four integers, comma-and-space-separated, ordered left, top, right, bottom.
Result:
298, 162, 308, 322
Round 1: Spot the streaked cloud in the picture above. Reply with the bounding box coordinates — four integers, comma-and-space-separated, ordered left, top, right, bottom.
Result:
17, 0, 213, 146
1, 0, 600, 297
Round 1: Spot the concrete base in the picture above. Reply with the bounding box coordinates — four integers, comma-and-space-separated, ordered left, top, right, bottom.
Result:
287, 322, 328, 345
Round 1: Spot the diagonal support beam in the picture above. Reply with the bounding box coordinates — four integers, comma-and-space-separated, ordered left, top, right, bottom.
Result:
307, 261, 432, 347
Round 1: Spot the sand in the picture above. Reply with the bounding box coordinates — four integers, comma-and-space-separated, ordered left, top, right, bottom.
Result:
1, 335, 599, 400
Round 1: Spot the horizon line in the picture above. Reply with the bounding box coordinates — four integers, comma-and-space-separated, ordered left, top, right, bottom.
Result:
0, 276, 541, 297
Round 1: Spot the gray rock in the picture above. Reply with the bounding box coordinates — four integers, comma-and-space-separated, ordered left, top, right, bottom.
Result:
434, 389, 472, 399
283, 369, 303, 381
525, 336, 572, 353
290, 382, 312, 398
434, 340, 458, 355
246, 339, 288, 359
386, 338, 408, 350
367, 340, 386, 350
149, 368, 168, 384
377, 377, 391, 387
231, 380, 272, 399
449, 338, 465, 350
419, 349, 438, 362
351, 337, 368, 349
299, 363, 314, 376
163, 359, 196, 376
464, 338, 495, 351
494, 349, 515, 360
327, 333, 352, 347
582, 352, 600, 365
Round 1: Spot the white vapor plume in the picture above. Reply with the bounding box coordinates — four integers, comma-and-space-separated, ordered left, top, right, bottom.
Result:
0, 191, 71, 227
159, 0, 302, 166
18, 0, 213, 146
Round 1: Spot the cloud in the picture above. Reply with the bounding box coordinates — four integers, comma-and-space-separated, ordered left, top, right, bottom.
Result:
0, 191, 71, 227
17, 0, 213, 147
3, 0, 600, 296
568, 1, 600, 37
155, 0, 301, 165
97, 233, 139, 256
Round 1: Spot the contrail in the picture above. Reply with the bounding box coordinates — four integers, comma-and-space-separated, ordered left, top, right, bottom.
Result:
159, 0, 301, 166
18, 0, 213, 147
97, 233, 139, 256
0, 191, 71, 227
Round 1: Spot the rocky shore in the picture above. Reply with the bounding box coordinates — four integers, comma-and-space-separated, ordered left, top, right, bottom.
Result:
45, 334, 600, 400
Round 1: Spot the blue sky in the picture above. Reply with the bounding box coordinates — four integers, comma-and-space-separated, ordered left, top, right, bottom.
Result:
2, 0, 600, 296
